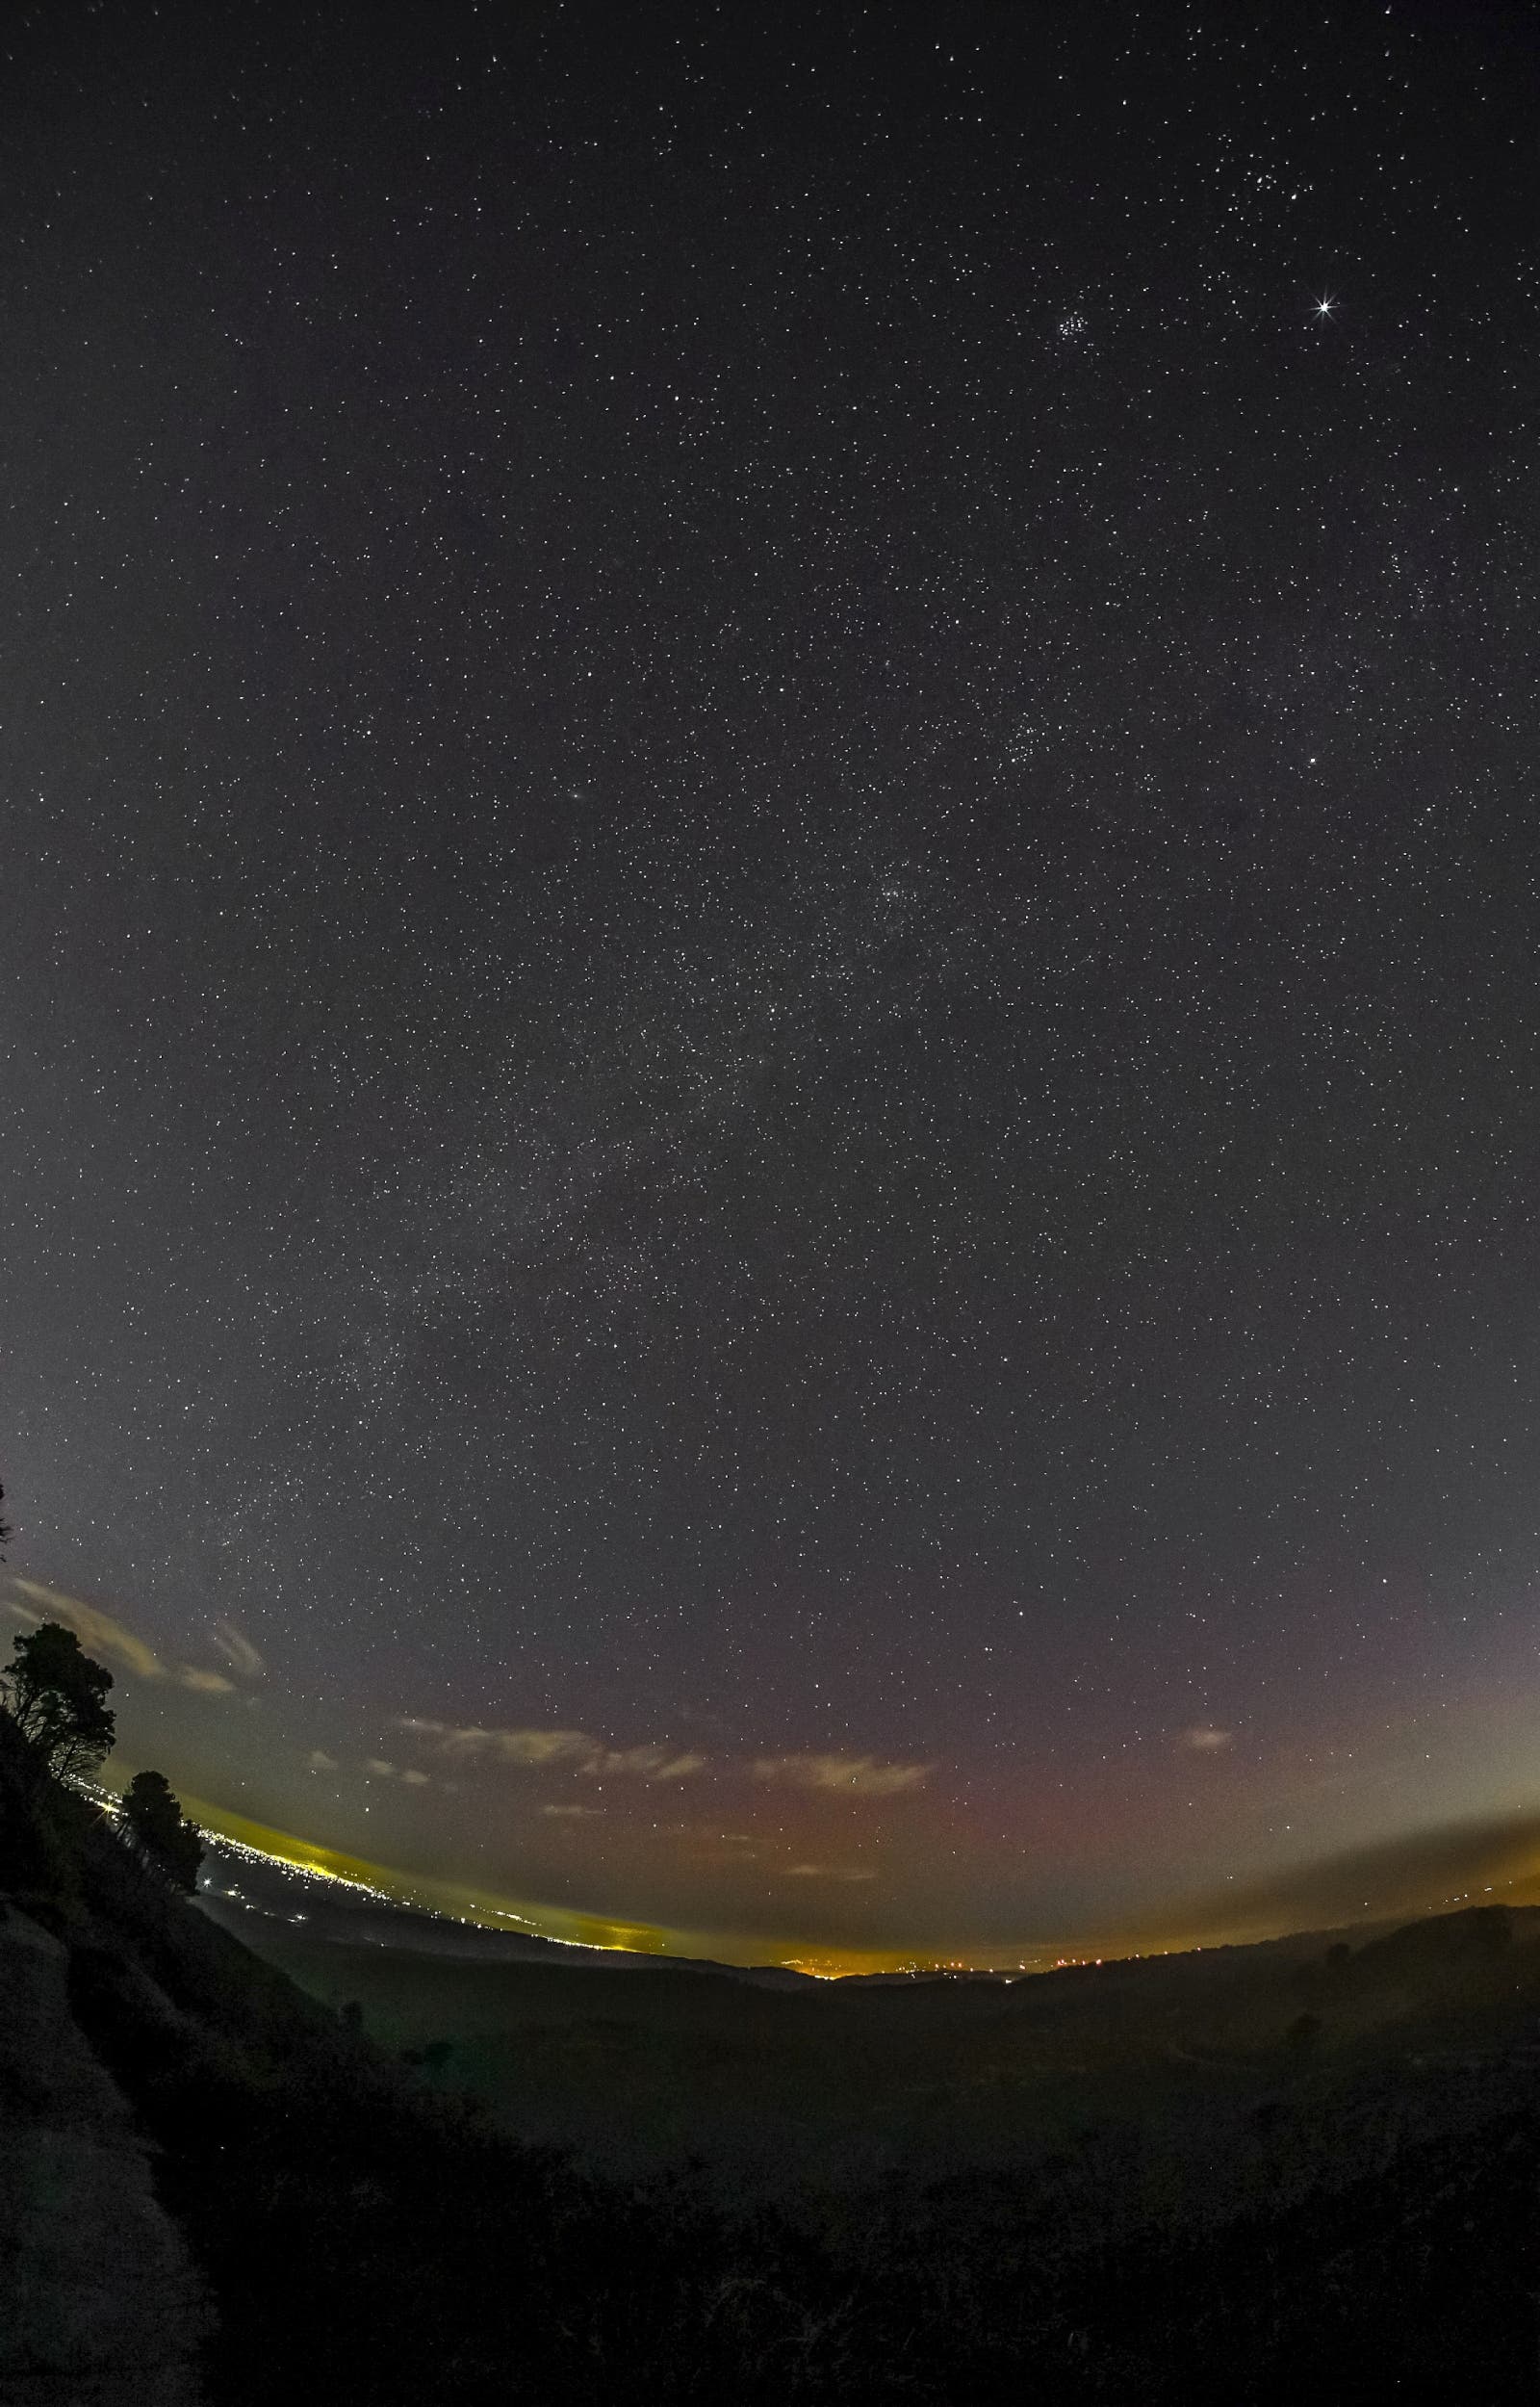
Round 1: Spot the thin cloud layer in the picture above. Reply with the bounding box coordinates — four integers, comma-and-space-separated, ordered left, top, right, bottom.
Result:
398, 1721, 932, 1796
1179, 1726, 1235, 1752
5, 1579, 239, 1695
398, 1718, 706, 1782
210, 1618, 265, 1679
785, 1863, 878, 1882
753, 1752, 934, 1798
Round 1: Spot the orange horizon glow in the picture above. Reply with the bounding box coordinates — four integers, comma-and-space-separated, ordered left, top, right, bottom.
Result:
179, 1791, 1540, 1980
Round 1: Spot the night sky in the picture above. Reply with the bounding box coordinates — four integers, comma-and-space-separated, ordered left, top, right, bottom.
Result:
5, 4, 1539, 1970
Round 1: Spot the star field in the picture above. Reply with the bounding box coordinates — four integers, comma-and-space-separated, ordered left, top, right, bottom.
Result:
2, 4, 1538, 1965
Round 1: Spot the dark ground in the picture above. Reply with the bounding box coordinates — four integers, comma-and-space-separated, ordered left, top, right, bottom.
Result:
5, 1720, 1540, 2403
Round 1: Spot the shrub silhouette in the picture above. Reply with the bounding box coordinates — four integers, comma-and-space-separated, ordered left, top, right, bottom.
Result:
402, 2038, 454, 2070
1286, 2011, 1323, 2057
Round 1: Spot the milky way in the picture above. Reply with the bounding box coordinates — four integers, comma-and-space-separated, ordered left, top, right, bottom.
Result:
3, 5, 1538, 1965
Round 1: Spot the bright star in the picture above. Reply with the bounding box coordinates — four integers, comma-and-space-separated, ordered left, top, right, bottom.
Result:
1314, 295, 1336, 319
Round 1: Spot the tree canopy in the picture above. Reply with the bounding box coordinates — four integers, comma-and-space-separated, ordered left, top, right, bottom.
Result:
120, 1767, 204, 1891
1, 1620, 116, 1780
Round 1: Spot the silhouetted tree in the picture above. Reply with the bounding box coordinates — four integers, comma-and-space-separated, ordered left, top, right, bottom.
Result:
0, 1478, 12, 1559
0, 1621, 115, 1780
1325, 1942, 1351, 1974
402, 2038, 454, 2070
1286, 2010, 1323, 2058
120, 1768, 204, 1890
340, 1999, 364, 2034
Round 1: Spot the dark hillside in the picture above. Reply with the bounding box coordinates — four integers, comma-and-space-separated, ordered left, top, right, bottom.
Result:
0, 1712, 860, 2403
6, 1714, 1540, 2402
220, 1873, 1540, 2218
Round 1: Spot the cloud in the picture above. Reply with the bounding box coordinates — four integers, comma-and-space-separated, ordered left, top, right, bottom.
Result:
542, 1802, 605, 1820
784, 1863, 878, 1882
6, 1582, 160, 1676
752, 1752, 934, 1798
366, 1758, 398, 1777
398, 1724, 923, 1796
307, 1749, 339, 1773
209, 1619, 265, 1679
398, 1720, 588, 1768
599, 1744, 707, 1781
1179, 1726, 1235, 1752
398, 1718, 706, 1782
5, 1581, 236, 1694
365, 1758, 431, 1786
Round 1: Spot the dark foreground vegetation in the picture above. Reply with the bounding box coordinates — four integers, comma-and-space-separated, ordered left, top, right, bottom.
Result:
4, 1710, 1540, 2402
